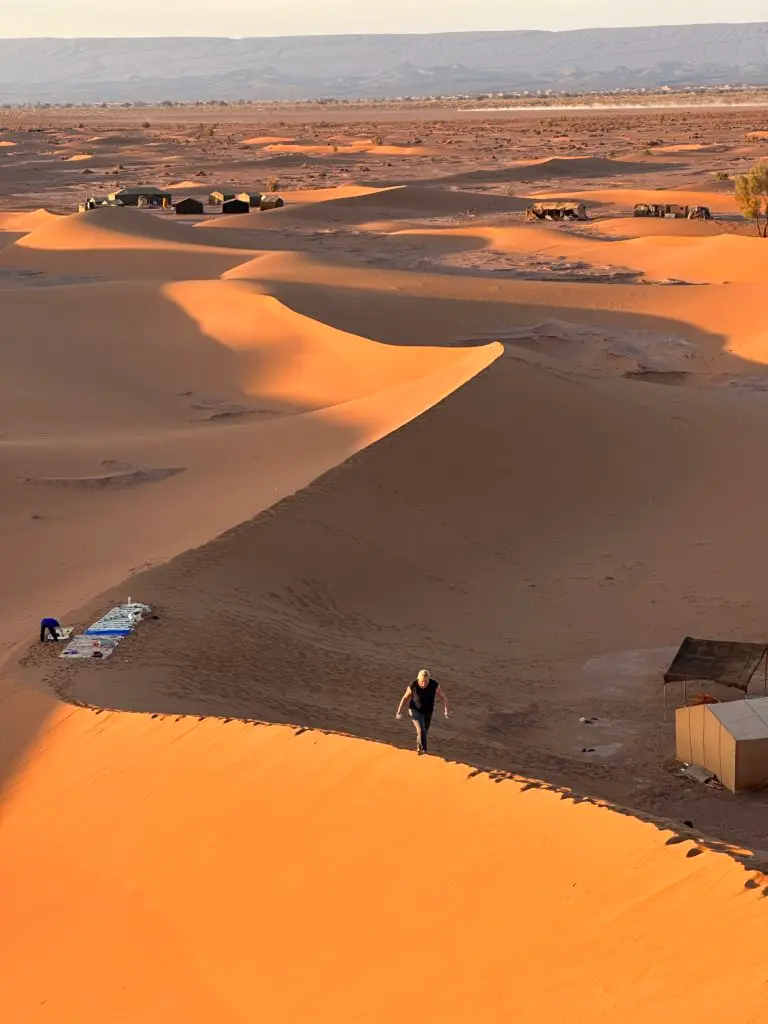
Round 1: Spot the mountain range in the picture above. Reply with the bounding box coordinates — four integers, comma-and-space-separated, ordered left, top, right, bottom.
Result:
1, 23, 768, 104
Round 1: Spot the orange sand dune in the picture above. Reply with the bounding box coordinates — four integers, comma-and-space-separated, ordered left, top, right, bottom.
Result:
590, 218, 731, 238
262, 140, 443, 157
1, 207, 267, 279
264, 141, 370, 154
13, 206, 234, 251
269, 184, 388, 204
369, 144, 444, 156
594, 233, 768, 283
165, 179, 208, 189
258, 185, 529, 223
503, 155, 664, 179
0, 140, 17, 147
3, 117, 768, 1019
65, 153, 92, 161
0, 209, 61, 232
1, 701, 766, 1023
243, 134, 296, 144
393, 222, 768, 283
225, 248, 766, 362
533, 187, 739, 214
649, 143, 715, 153
0, 278, 486, 431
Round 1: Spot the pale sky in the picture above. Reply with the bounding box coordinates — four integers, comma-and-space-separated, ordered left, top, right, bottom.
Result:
2, 0, 766, 37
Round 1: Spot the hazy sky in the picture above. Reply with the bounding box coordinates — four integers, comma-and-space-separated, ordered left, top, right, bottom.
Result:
2, 0, 766, 37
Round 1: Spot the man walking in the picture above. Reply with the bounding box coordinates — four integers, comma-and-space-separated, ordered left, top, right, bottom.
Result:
396, 669, 449, 755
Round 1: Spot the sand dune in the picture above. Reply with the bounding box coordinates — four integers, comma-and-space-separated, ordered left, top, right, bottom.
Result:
533, 187, 739, 214
1, 207, 269, 280
391, 222, 768, 283
262, 140, 443, 157
222, 246, 766, 363
3, 114, 768, 1023
590, 218, 730, 238
0, 278, 487, 431
0, 209, 61, 232
165, 179, 207, 189
249, 185, 530, 225
242, 134, 297, 144
13, 206, 236, 251
1, 703, 766, 1022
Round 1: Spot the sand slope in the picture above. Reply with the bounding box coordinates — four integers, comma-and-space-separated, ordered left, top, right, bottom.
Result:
1, 703, 766, 1023
392, 222, 768, 283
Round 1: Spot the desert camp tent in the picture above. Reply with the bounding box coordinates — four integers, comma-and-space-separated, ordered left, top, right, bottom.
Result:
108, 186, 171, 207
209, 190, 235, 205
676, 697, 768, 792
525, 201, 587, 222
174, 197, 204, 215
236, 192, 263, 207
221, 198, 250, 214
634, 202, 688, 219
260, 195, 285, 211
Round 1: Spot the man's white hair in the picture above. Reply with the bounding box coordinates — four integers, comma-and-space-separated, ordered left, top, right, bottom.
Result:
417, 668, 430, 682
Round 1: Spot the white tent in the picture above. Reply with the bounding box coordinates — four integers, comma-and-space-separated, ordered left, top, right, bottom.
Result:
676, 697, 768, 792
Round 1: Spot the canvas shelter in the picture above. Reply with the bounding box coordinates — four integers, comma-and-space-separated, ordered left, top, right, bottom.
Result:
525, 201, 587, 222
236, 192, 263, 207
260, 195, 285, 211
676, 697, 768, 792
174, 197, 204, 215
221, 198, 250, 214
209, 190, 235, 205
663, 636, 768, 718
108, 186, 171, 207
633, 202, 688, 219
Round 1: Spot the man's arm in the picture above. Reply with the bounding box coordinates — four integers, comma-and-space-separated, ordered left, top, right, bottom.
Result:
396, 686, 412, 719
436, 686, 450, 718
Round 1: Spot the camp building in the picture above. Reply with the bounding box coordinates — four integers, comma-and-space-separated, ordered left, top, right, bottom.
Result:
174, 197, 204, 215
221, 198, 250, 214
108, 186, 171, 207
260, 195, 285, 211
525, 201, 587, 222
676, 697, 768, 792
209, 190, 235, 205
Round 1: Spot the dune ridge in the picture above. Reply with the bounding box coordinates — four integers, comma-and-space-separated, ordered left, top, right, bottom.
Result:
1, 700, 766, 1022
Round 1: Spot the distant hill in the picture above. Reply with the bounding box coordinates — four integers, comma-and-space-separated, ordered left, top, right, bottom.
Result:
2, 24, 768, 104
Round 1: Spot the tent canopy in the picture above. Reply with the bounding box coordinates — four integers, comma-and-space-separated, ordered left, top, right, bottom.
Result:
664, 637, 768, 690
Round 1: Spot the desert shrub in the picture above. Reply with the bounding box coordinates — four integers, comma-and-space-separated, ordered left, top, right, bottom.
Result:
713, 171, 730, 181
266, 176, 280, 192
140, 120, 151, 128
372, 134, 383, 146
502, 184, 516, 196
735, 162, 768, 237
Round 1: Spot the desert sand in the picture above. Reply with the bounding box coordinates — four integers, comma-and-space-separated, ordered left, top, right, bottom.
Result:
2, 102, 768, 1021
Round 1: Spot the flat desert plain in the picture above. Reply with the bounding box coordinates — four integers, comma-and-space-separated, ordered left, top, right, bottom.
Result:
3, 104, 768, 1021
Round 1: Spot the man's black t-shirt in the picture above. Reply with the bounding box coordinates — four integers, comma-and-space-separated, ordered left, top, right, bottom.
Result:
409, 678, 438, 716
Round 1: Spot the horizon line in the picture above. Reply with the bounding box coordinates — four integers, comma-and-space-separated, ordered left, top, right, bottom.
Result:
2, 20, 768, 41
